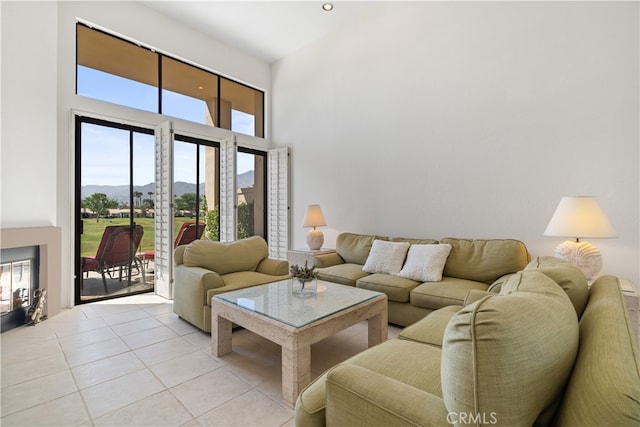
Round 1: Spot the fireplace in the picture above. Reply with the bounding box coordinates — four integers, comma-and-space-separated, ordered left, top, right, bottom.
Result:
0, 227, 62, 330
1, 246, 40, 332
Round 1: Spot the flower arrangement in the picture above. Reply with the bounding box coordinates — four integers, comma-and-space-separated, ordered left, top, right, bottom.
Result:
290, 261, 318, 281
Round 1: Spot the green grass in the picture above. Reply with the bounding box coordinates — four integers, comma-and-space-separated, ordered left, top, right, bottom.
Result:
81, 217, 196, 257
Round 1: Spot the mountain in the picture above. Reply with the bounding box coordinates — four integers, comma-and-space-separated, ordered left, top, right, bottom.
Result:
81, 170, 255, 203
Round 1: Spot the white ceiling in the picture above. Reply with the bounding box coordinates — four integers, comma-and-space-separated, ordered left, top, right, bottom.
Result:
141, 1, 379, 63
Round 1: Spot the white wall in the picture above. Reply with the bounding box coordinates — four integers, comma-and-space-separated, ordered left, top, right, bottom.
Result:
2, 1, 272, 308
1, 1, 58, 227
272, 2, 640, 285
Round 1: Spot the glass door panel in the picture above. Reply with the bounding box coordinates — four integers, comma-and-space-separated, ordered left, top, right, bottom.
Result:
237, 149, 266, 239
76, 119, 153, 303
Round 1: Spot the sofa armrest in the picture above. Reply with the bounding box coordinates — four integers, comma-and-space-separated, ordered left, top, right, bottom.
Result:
174, 245, 187, 265
313, 253, 344, 268
487, 273, 516, 293
256, 258, 290, 276
175, 265, 225, 304
464, 289, 492, 306
325, 364, 449, 426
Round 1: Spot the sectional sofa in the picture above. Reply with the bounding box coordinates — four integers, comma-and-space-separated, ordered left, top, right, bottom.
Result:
314, 232, 531, 326
296, 257, 640, 426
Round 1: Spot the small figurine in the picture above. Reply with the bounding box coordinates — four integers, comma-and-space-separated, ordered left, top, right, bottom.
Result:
26, 289, 47, 325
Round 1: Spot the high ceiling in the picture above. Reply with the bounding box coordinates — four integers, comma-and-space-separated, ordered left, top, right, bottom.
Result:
141, 1, 379, 63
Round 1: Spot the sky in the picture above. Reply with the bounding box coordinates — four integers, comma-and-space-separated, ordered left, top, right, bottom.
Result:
78, 66, 255, 186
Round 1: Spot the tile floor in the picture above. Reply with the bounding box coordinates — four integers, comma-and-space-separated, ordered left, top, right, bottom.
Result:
1, 293, 400, 426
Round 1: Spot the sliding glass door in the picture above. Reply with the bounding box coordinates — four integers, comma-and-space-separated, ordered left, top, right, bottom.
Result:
75, 117, 154, 304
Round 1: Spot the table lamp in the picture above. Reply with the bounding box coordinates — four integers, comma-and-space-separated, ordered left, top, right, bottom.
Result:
544, 196, 616, 279
303, 204, 327, 250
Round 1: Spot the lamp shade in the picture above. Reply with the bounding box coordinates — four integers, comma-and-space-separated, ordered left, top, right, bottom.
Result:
544, 196, 616, 239
302, 204, 327, 228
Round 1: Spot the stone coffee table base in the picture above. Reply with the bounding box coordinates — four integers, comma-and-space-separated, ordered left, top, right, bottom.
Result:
211, 293, 388, 408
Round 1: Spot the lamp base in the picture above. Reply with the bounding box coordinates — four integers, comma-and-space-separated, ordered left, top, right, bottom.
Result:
553, 240, 603, 280
306, 229, 324, 251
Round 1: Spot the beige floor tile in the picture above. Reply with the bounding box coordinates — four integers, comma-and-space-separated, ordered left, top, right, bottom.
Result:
182, 330, 212, 350
140, 302, 174, 317
101, 307, 151, 326
0, 370, 78, 417
196, 389, 293, 427
133, 336, 197, 366
0, 392, 90, 426
120, 325, 178, 350
149, 349, 222, 388
93, 390, 193, 426
170, 368, 252, 417
0, 292, 395, 426
155, 313, 201, 335
57, 326, 118, 351
52, 317, 110, 338
1, 351, 68, 388
64, 336, 129, 367
220, 345, 281, 387
80, 368, 164, 419
1, 337, 63, 366
111, 316, 164, 337
71, 351, 146, 389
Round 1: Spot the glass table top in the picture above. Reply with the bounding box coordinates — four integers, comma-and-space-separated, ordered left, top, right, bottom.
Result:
214, 280, 384, 328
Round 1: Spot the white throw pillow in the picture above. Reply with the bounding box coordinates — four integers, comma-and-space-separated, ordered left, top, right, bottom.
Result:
362, 240, 410, 275
398, 243, 452, 282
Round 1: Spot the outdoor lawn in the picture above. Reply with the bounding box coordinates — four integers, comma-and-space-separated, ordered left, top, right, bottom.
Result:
81, 217, 197, 257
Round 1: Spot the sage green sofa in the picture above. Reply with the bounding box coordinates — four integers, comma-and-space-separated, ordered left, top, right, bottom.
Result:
314, 233, 530, 326
296, 258, 640, 426
173, 236, 290, 332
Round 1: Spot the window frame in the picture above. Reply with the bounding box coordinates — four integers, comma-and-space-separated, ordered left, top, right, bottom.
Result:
75, 22, 265, 138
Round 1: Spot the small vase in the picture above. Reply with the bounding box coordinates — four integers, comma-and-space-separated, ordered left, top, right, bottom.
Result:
292, 277, 317, 297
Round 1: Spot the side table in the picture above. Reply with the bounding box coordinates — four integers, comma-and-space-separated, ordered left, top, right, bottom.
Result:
287, 248, 335, 267
620, 279, 639, 348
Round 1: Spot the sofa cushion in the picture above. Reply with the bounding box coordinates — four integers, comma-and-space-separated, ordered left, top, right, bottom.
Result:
317, 263, 370, 287
336, 233, 388, 265
441, 271, 579, 426
362, 239, 410, 275
356, 274, 420, 303
410, 278, 489, 310
398, 243, 452, 282
183, 236, 268, 275
440, 238, 530, 284
524, 256, 589, 317
205, 271, 290, 305
398, 305, 462, 348
391, 237, 439, 245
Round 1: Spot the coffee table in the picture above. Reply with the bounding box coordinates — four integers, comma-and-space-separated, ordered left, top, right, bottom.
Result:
210, 279, 388, 408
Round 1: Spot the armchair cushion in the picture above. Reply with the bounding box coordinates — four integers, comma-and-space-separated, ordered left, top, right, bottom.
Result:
182, 236, 268, 274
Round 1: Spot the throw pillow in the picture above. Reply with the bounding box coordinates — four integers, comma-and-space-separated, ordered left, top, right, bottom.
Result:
398, 244, 452, 282
362, 240, 410, 275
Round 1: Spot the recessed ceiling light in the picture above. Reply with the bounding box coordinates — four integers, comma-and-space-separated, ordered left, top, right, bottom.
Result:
198, 86, 204, 90
322, 3, 334, 12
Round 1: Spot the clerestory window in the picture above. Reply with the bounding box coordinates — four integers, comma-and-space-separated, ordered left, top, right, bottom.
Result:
76, 23, 264, 138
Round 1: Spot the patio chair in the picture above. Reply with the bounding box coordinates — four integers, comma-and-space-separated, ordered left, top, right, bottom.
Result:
141, 222, 205, 268
82, 224, 144, 293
